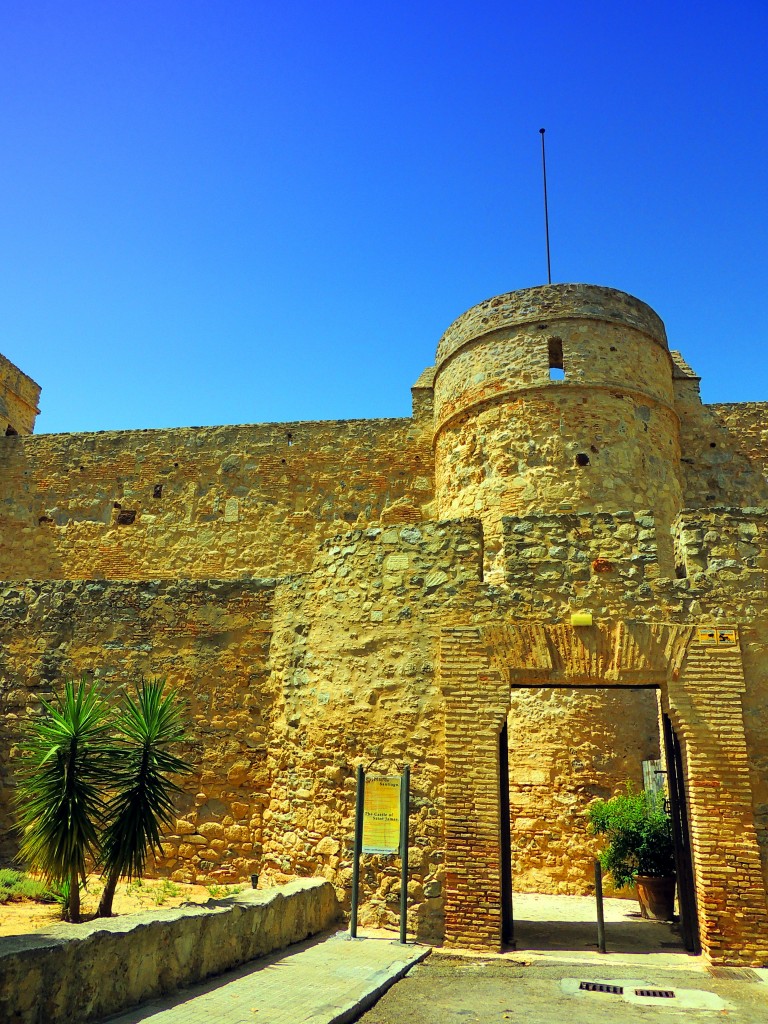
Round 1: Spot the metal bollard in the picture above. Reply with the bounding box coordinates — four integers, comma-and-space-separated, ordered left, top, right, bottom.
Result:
594, 859, 606, 954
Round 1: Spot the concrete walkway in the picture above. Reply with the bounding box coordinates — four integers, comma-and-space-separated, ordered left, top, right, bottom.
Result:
104, 929, 429, 1024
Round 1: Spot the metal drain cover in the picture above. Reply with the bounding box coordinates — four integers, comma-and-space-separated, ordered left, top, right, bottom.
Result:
579, 982, 623, 994
564, 978, 730, 1012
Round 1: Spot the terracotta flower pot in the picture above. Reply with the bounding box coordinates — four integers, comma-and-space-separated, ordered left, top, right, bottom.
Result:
635, 875, 676, 921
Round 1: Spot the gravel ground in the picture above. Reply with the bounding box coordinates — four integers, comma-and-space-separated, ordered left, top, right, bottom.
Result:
355, 954, 768, 1024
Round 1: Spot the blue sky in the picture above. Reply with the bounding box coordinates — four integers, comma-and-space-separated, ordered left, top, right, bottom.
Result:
2, 1, 766, 433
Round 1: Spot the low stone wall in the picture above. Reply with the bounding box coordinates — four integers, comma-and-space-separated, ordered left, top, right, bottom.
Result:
0, 877, 340, 1024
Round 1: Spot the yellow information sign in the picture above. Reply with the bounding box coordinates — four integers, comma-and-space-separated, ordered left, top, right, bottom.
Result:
695, 627, 718, 645
362, 775, 401, 854
695, 626, 738, 647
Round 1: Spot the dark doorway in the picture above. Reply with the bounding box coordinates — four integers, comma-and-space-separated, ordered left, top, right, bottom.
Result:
662, 713, 701, 954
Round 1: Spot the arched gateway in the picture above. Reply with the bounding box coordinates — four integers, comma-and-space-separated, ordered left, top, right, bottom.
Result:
440, 621, 768, 964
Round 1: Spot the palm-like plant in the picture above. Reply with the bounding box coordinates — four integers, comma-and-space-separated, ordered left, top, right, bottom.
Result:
15, 677, 113, 922
97, 679, 192, 917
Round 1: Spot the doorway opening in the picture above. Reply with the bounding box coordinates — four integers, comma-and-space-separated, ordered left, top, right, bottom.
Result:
499, 684, 699, 956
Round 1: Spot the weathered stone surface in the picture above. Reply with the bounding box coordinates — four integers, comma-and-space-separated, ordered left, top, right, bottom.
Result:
0, 418, 433, 582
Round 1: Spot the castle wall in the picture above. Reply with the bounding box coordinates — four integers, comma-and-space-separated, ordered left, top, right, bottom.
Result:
1, 282, 767, 964
0, 519, 483, 943
709, 403, 768, 479
0, 577, 276, 880
0, 417, 434, 581
502, 509, 661, 614
2, 506, 767, 961
0, 353, 40, 436
260, 519, 484, 941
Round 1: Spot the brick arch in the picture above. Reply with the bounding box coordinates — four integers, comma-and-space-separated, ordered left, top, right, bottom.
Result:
483, 620, 691, 686
439, 620, 768, 964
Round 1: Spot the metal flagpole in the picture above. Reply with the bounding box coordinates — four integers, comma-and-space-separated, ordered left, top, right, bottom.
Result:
539, 128, 552, 284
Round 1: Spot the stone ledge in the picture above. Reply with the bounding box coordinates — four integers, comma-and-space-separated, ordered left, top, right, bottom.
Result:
0, 877, 340, 1024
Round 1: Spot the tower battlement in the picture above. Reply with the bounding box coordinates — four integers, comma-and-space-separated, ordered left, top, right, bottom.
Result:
432, 283, 681, 574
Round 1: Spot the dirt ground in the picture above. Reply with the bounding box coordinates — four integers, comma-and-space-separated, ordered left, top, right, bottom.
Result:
0, 874, 230, 937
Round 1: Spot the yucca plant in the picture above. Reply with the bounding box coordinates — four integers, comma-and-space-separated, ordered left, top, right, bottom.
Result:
97, 679, 192, 917
15, 676, 113, 921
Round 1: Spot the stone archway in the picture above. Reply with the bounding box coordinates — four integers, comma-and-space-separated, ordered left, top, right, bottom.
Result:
439, 621, 768, 965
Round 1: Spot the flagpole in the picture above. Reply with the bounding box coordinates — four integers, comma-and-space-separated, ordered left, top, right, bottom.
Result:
539, 128, 552, 284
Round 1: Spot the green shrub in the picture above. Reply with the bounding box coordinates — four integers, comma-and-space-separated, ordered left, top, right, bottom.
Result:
587, 784, 675, 889
0, 868, 24, 889
152, 880, 180, 906
206, 883, 243, 899
0, 869, 57, 904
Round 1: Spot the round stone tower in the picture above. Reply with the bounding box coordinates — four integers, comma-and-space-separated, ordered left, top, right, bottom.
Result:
432, 283, 682, 573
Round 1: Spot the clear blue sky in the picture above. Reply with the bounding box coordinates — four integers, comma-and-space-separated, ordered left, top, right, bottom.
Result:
2, 1, 766, 434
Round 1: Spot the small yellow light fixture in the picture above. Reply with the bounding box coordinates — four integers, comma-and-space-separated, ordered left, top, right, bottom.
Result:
570, 611, 593, 627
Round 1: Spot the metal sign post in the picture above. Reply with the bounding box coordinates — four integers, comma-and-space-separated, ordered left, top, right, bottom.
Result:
399, 764, 410, 945
350, 764, 365, 938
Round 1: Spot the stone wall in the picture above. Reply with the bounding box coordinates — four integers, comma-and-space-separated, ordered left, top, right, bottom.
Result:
0, 878, 339, 1024
0, 353, 40, 437
0, 520, 484, 942
502, 510, 661, 615
0, 577, 277, 880
260, 519, 486, 942
0, 417, 434, 581
435, 385, 681, 576
5, 509, 766, 957
435, 283, 667, 364
674, 507, 768, 580
709, 403, 768, 481
674, 378, 768, 509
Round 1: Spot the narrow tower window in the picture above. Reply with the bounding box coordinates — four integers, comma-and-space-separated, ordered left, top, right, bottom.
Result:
548, 337, 564, 381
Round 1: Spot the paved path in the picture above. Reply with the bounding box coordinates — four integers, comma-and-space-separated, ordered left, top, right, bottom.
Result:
509, 890, 688, 964
105, 930, 429, 1024
357, 955, 768, 1024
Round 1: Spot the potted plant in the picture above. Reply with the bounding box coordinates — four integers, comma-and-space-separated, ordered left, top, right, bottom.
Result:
587, 784, 676, 921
